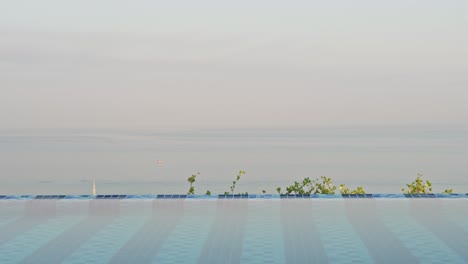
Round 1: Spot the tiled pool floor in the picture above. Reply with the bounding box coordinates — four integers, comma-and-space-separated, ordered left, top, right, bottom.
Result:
1, 198, 467, 263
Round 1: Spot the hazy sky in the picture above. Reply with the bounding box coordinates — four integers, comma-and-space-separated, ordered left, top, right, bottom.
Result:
1, 0, 467, 130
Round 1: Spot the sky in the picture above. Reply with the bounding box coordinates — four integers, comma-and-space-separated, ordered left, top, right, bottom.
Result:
1, 0, 467, 130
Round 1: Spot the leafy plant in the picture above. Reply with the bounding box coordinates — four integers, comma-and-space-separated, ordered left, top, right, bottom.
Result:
226, 170, 246, 195
443, 189, 453, 194
314, 176, 337, 194
262, 190, 266, 194
205, 190, 211, 195
285, 177, 314, 194
339, 184, 366, 194
282, 176, 366, 195
187, 172, 199, 195
402, 173, 432, 194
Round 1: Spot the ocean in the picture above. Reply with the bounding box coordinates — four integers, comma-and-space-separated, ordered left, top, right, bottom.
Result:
1, 126, 467, 194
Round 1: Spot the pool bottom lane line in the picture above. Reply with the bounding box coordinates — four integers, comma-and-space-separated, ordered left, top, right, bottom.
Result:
377, 200, 465, 263
20, 200, 121, 264
109, 200, 185, 264
345, 199, 419, 263
409, 199, 468, 262
198, 200, 248, 264
0, 200, 58, 246
281, 200, 329, 264
313, 200, 373, 264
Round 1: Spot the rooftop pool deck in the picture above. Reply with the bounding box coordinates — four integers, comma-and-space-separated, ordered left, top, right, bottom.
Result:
1, 195, 468, 263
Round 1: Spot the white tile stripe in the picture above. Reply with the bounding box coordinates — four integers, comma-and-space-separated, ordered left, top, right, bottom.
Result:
313, 201, 374, 264
441, 201, 468, 233
0, 216, 85, 263
152, 202, 216, 264
240, 201, 285, 264
62, 216, 147, 264
377, 201, 465, 264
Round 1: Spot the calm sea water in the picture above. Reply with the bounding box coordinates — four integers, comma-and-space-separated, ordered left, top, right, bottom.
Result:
1, 126, 467, 194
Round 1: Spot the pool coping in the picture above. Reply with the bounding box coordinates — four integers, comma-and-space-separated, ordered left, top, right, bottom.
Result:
0, 193, 467, 200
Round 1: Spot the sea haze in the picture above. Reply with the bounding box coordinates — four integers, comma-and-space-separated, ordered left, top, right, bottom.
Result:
0, 126, 467, 195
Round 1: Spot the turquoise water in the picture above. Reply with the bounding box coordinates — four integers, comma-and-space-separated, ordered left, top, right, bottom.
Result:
1, 197, 468, 263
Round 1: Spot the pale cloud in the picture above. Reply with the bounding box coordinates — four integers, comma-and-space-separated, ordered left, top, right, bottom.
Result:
1, 0, 467, 130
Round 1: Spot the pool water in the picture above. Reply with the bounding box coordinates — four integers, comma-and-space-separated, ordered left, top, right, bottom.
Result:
1, 197, 468, 263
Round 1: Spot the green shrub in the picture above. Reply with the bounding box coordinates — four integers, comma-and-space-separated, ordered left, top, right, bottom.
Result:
225, 170, 246, 195
187, 172, 199, 195
443, 189, 453, 194
276, 187, 281, 194
402, 173, 433, 194
279, 176, 366, 195
340, 184, 366, 194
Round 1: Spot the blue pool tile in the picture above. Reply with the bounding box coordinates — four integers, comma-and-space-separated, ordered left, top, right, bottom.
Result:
435, 193, 465, 198
372, 194, 404, 198
1, 193, 467, 200
64, 195, 91, 199
187, 194, 214, 199
311, 194, 342, 199
36, 195, 65, 199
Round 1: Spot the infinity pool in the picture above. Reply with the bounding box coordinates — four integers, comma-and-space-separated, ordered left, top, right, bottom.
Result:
1, 195, 468, 263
